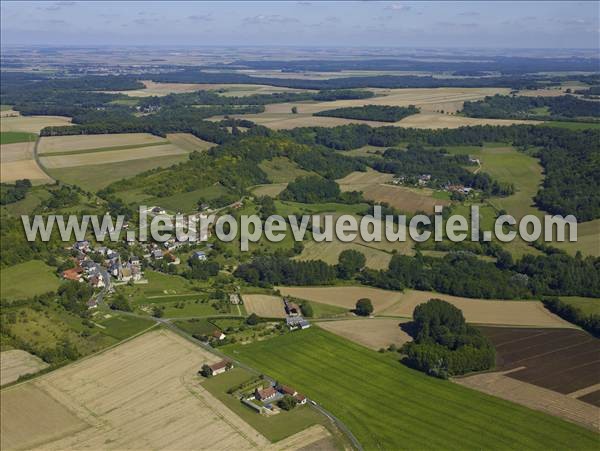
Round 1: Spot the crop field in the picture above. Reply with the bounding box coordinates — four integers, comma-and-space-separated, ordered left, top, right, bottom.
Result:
479, 327, 600, 397
553, 219, 600, 257
0, 350, 49, 386
223, 326, 598, 449
38, 133, 167, 154
336, 170, 450, 213
0, 330, 272, 450
278, 286, 572, 328
242, 294, 286, 318
277, 286, 406, 314
106, 80, 306, 97
296, 241, 392, 270
46, 154, 190, 191
0, 260, 61, 301
0, 131, 37, 144
166, 133, 215, 152
455, 326, 600, 430
0, 112, 72, 134
40, 143, 187, 168
0, 141, 52, 184
559, 296, 600, 315
213, 87, 541, 129
455, 368, 600, 432
378, 289, 572, 327
318, 318, 412, 350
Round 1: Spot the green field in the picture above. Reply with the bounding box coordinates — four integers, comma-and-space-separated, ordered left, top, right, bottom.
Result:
94, 314, 155, 340
258, 157, 313, 183
0, 260, 60, 301
46, 154, 189, 191
542, 121, 600, 131
0, 131, 38, 144
560, 296, 600, 316
1, 187, 51, 217
201, 367, 335, 443
223, 327, 598, 450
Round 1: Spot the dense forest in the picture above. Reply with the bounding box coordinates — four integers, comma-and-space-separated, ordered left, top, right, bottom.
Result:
401, 299, 496, 378
462, 94, 600, 120
234, 256, 336, 286
314, 105, 420, 122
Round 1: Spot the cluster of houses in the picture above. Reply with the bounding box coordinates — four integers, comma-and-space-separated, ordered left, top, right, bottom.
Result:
62, 240, 142, 294
390, 173, 432, 187
283, 298, 311, 330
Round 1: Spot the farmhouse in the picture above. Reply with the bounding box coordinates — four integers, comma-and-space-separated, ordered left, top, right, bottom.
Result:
208, 360, 232, 376
286, 316, 311, 330
212, 330, 226, 341
278, 385, 297, 396
62, 267, 83, 281
193, 251, 207, 261
254, 386, 278, 402
284, 298, 301, 316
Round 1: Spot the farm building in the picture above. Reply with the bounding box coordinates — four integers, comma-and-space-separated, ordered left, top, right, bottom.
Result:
212, 330, 226, 341
286, 316, 311, 330
62, 267, 83, 281
254, 386, 278, 402
284, 298, 301, 316
278, 385, 297, 396
207, 360, 232, 376
193, 251, 207, 261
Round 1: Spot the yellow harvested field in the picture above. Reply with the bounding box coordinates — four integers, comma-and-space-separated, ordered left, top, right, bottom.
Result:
0, 141, 51, 183
296, 241, 392, 270
455, 370, 600, 432
212, 87, 542, 129
1, 330, 271, 450
0, 113, 72, 134
242, 294, 286, 318
40, 144, 187, 168
38, 133, 167, 154
318, 318, 412, 350
0, 141, 36, 163
0, 350, 49, 386
1, 384, 87, 450
277, 286, 405, 314
337, 170, 449, 214
166, 133, 215, 152
277, 287, 573, 328
378, 290, 574, 327
264, 425, 332, 450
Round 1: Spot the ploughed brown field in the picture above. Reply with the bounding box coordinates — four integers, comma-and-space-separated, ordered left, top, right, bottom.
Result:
479, 326, 600, 404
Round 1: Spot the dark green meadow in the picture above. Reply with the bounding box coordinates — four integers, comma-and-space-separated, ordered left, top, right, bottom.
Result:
223, 326, 598, 450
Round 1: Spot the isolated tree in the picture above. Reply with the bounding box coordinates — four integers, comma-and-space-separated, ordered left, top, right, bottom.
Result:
300, 301, 314, 318
291, 106, 298, 114
337, 249, 366, 279
200, 364, 212, 377
246, 313, 259, 325
355, 298, 373, 316
278, 395, 298, 411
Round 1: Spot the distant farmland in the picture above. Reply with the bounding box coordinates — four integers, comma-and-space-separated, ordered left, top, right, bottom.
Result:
223, 327, 598, 449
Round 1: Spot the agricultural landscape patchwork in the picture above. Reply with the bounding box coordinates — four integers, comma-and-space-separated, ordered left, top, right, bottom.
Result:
1, 6, 600, 450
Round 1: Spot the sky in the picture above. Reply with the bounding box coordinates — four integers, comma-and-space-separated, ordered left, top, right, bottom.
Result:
1, 1, 599, 49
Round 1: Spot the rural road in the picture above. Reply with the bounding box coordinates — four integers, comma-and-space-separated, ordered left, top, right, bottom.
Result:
116, 310, 364, 451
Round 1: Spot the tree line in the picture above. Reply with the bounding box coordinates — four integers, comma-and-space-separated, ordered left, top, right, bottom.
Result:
314, 105, 420, 122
